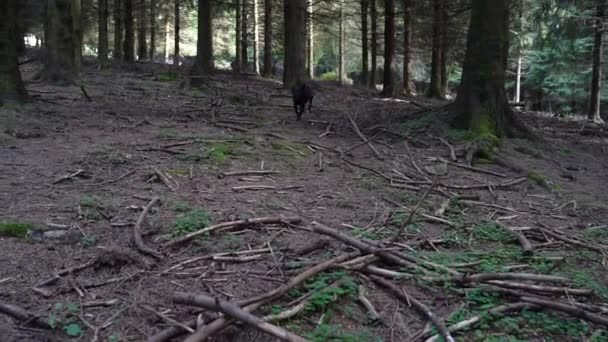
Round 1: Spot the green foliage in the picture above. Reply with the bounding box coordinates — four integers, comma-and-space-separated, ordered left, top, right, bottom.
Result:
400, 112, 446, 134
154, 71, 181, 82
172, 209, 213, 238
304, 274, 358, 313
64, 323, 83, 337
320, 71, 339, 81
78, 195, 107, 222
582, 225, 608, 243
82, 235, 97, 248
0, 220, 34, 238
527, 170, 561, 193
87, 146, 127, 166
48, 302, 82, 337
472, 222, 514, 243
171, 201, 192, 213
177, 142, 236, 164
304, 324, 378, 342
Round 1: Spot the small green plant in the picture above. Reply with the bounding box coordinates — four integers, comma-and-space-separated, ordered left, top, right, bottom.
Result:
0, 220, 35, 238
172, 209, 213, 238
87, 146, 127, 166
303, 272, 358, 313
82, 235, 97, 248
320, 71, 338, 81
305, 323, 377, 342
527, 170, 561, 193
472, 222, 514, 243
155, 71, 181, 82
400, 112, 446, 134
171, 201, 192, 213
78, 195, 105, 222
48, 302, 82, 337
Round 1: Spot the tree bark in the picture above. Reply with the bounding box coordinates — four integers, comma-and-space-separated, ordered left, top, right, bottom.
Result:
283, 0, 307, 87
338, 0, 345, 84
241, 0, 248, 69
14, 2, 26, 57
123, 0, 135, 62
192, 0, 213, 73
114, 0, 123, 60
588, 0, 606, 124
451, 0, 527, 138
308, 0, 314, 79
149, 0, 156, 59
173, 0, 180, 66
252, 0, 260, 74
361, 0, 369, 86
98, 0, 109, 61
0, 0, 28, 105
235, 0, 242, 72
137, 0, 147, 61
440, 5, 448, 95
402, 0, 412, 95
43, 0, 80, 83
262, 0, 272, 77
369, 0, 377, 88
381, 0, 395, 96
428, 0, 445, 99
514, 54, 521, 103
72, 0, 82, 71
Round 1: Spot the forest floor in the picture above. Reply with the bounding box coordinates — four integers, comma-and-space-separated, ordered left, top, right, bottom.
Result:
1, 61, 608, 342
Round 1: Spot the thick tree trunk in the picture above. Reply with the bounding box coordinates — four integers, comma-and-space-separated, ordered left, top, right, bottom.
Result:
262, 0, 272, 77
514, 54, 521, 103
283, 0, 306, 87
123, 0, 135, 62
114, 0, 123, 60
369, 0, 377, 88
428, 0, 445, 99
308, 0, 314, 79
44, 0, 80, 83
241, 0, 248, 69
98, 0, 109, 61
0, 0, 28, 105
440, 6, 448, 94
588, 0, 606, 124
192, 0, 213, 73
137, 0, 147, 61
381, 0, 395, 96
452, 0, 526, 138
235, 0, 242, 72
252, 0, 259, 74
14, 2, 26, 57
402, 0, 412, 95
72, 0, 82, 70
361, 0, 369, 86
149, 0, 156, 59
338, 0, 345, 84
163, 12, 169, 61
173, 0, 180, 66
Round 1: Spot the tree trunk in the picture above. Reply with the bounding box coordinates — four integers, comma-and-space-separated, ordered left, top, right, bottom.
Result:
114, 0, 123, 60
149, 0, 156, 59
235, 0, 242, 72
283, 0, 306, 87
369, 0, 377, 88
262, 0, 272, 77
173, 0, 180, 65
44, 0, 80, 83
241, 0, 248, 69
402, 0, 412, 95
381, 0, 395, 96
252, 0, 259, 74
428, 0, 444, 99
98, 0, 109, 61
0, 0, 28, 105
14, 2, 26, 57
440, 6, 448, 95
163, 12, 169, 61
361, 0, 369, 86
124, 0, 135, 62
588, 0, 606, 124
338, 0, 345, 84
307, 0, 314, 79
137, 0, 147, 61
451, 0, 526, 138
192, 0, 213, 73
72, 0, 82, 70
514, 54, 521, 103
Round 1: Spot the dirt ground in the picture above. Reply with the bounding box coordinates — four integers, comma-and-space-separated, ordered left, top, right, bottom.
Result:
1, 61, 608, 342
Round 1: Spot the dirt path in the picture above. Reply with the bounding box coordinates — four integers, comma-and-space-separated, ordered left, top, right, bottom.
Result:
1, 64, 607, 341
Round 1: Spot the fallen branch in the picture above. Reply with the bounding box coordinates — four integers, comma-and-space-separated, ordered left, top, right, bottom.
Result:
391, 179, 437, 242
486, 280, 593, 296
133, 197, 163, 259
0, 301, 52, 329
358, 285, 381, 322
433, 158, 507, 178
85, 169, 135, 187
80, 85, 93, 102
153, 167, 179, 191
438, 138, 457, 162
219, 170, 281, 179
537, 227, 607, 254
441, 177, 527, 191
346, 113, 383, 160
458, 272, 567, 284
53, 169, 86, 184
521, 296, 608, 327
214, 122, 252, 133
495, 223, 534, 256
370, 275, 455, 342
163, 216, 302, 248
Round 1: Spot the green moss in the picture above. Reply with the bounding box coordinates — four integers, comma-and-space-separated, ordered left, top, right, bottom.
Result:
0, 221, 35, 238
472, 222, 514, 243
172, 209, 213, 238
154, 71, 181, 82
527, 170, 561, 193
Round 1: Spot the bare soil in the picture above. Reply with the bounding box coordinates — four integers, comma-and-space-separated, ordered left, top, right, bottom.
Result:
1, 61, 607, 342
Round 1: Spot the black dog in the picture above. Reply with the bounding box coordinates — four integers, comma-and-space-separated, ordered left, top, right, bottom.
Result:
291, 82, 314, 121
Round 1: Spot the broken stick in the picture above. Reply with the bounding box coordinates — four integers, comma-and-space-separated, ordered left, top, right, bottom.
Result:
133, 197, 163, 259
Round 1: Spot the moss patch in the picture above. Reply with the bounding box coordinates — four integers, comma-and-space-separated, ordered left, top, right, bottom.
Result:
527, 170, 561, 193
0, 221, 35, 238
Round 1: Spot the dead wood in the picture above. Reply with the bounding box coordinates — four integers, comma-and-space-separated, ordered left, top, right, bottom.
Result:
537, 226, 607, 254
180, 253, 358, 341
290, 239, 330, 256
391, 180, 437, 242
458, 272, 567, 284
163, 216, 301, 248
218, 170, 281, 179
0, 301, 52, 329
433, 158, 508, 178
485, 280, 593, 296
153, 167, 179, 191
52, 169, 86, 184
358, 285, 381, 322
80, 85, 93, 102
346, 113, 384, 160
85, 169, 136, 187
214, 122, 252, 132
441, 177, 527, 191
438, 138, 457, 162
520, 296, 608, 327
422, 303, 533, 342
173, 292, 309, 341
369, 275, 455, 342
495, 223, 534, 256
133, 197, 163, 259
